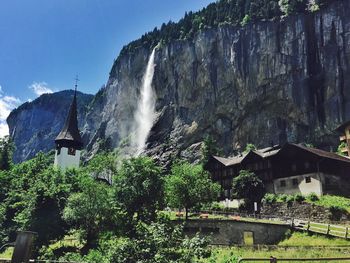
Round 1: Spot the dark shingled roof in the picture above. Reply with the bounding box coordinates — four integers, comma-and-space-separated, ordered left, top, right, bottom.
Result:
335, 120, 350, 133
55, 91, 83, 150
211, 143, 350, 167
289, 143, 350, 163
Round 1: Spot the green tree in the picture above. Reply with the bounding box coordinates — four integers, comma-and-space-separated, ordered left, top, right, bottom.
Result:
165, 161, 220, 219
232, 170, 265, 210
0, 136, 14, 171
201, 135, 220, 165
240, 14, 251, 26
244, 143, 257, 153
63, 176, 120, 252
114, 157, 163, 222
109, 219, 211, 263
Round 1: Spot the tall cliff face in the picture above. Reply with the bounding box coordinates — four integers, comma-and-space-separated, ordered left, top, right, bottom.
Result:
7, 90, 93, 163
8, 0, 350, 163
86, 0, 350, 164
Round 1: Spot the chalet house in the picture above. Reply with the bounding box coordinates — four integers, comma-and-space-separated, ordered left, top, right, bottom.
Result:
205, 143, 350, 199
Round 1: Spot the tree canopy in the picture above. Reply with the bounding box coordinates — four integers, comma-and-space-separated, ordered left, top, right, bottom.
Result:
165, 161, 220, 219
232, 170, 265, 210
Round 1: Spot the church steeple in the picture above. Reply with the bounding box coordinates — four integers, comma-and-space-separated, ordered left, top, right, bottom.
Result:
54, 89, 83, 150
54, 78, 83, 169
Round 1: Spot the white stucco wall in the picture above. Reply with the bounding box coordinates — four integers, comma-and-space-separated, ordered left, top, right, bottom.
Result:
54, 147, 81, 169
273, 173, 323, 196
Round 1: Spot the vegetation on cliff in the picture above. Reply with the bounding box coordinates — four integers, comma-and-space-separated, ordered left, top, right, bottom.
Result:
115, 0, 333, 63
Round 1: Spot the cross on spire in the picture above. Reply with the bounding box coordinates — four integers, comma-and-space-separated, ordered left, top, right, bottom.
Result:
74, 75, 79, 91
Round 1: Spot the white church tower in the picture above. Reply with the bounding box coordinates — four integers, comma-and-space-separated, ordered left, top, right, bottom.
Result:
54, 85, 83, 169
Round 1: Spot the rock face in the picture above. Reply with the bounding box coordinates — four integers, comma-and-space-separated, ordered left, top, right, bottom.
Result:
8, 0, 350, 164
7, 90, 93, 163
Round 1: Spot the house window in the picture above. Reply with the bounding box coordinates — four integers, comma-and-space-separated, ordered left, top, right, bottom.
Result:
305, 176, 311, 183
280, 180, 286, 187
56, 147, 61, 155
68, 147, 76, 156
292, 178, 298, 186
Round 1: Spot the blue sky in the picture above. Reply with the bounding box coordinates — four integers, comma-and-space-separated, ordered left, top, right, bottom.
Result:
0, 0, 214, 136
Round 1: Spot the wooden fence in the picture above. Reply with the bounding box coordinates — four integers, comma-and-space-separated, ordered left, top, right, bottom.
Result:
292, 219, 349, 239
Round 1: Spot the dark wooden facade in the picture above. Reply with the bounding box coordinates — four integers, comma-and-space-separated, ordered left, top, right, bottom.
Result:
205, 143, 350, 199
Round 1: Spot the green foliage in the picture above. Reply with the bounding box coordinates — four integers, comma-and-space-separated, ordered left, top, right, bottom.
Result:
306, 192, 319, 202
232, 170, 265, 209
243, 143, 256, 153
310, 195, 350, 213
0, 136, 14, 171
113, 0, 332, 72
337, 141, 347, 156
240, 14, 251, 26
263, 193, 305, 204
59, 218, 211, 263
114, 157, 163, 222
0, 151, 212, 262
0, 153, 65, 247
262, 193, 277, 204
308, 2, 320, 12
165, 161, 220, 219
279, 0, 308, 16
294, 193, 305, 202
201, 135, 220, 165
63, 176, 121, 251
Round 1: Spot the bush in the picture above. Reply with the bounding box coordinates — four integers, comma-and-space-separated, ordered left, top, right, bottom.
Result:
294, 194, 305, 203
307, 193, 319, 202
279, 194, 289, 202
240, 14, 251, 26
329, 205, 345, 221
286, 195, 295, 205
262, 193, 277, 204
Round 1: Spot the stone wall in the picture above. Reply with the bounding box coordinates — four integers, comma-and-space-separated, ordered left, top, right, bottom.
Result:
261, 202, 350, 222
178, 219, 290, 246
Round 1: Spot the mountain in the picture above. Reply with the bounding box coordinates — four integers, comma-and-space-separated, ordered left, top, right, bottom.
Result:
8, 0, 350, 164
7, 90, 93, 163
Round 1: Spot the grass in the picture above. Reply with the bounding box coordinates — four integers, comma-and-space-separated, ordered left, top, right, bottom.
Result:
279, 232, 350, 246
202, 232, 350, 263
0, 247, 13, 259
264, 193, 350, 213
203, 247, 350, 263
310, 195, 350, 213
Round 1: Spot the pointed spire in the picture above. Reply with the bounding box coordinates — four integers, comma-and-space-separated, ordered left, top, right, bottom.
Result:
55, 83, 83, 150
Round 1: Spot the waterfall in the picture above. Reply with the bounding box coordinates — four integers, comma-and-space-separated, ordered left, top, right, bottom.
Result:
133, 48, 157, 155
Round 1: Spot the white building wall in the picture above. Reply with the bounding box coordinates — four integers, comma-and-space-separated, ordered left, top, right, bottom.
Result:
273, 173, 323, 196
54, 147, 81, 169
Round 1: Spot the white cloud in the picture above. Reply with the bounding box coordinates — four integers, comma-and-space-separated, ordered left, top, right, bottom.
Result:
0, 123, 9, 138
0, 88, 21, 138
29, 82, 53, 96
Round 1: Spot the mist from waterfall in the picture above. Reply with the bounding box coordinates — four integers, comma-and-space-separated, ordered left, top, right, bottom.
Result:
133, 48, 157, 156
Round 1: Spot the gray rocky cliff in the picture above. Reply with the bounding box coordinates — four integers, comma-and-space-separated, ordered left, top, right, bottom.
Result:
90, 0, 350, 164
8, 0, 350, 164
7, 90, 93, 163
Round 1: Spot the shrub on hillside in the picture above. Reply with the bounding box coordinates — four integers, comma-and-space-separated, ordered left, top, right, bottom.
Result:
262, 193, 277, 204
307, 193, 319, 202
294, 194, 305, 203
